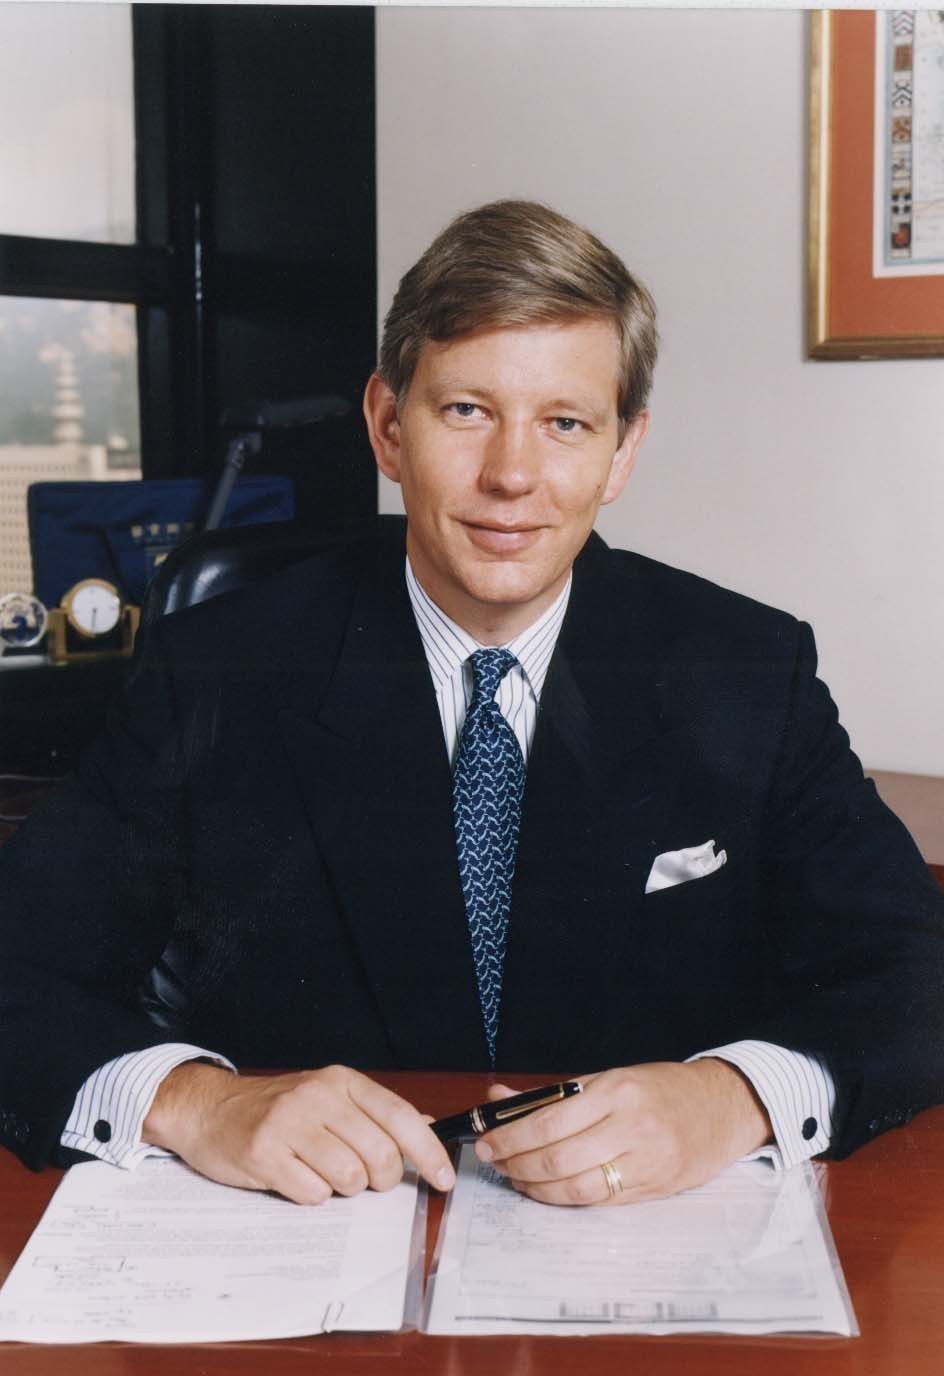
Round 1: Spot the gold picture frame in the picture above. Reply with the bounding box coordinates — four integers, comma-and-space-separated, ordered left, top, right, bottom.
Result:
808, 10, 944, 360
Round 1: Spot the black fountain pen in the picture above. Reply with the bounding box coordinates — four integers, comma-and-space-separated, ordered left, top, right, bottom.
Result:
430, 1080, 583, 1143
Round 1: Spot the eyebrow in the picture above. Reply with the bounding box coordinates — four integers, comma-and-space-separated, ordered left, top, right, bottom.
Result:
427, 380, 493, 400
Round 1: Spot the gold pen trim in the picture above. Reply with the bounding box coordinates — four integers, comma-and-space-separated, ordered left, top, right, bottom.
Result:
494, 1088, 567, 1123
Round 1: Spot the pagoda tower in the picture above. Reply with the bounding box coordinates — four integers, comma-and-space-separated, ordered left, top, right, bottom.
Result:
51, 351, 84, 444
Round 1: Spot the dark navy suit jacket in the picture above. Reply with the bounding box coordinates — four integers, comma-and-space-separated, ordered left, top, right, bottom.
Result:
2, 520, 943, 1170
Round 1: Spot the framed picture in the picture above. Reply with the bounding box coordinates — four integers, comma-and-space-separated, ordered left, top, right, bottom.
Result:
808, 10, 944, 359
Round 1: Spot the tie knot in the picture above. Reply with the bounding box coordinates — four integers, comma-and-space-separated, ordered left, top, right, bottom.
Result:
468, 647, 518, 705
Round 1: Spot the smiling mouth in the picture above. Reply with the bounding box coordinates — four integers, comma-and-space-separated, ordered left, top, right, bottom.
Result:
469, 522, 540, 533
462, 521, 545, 552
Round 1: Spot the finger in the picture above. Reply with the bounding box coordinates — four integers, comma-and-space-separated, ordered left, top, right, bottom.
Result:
492, 1118, 620, 1184
289, 1128, 372, 1197
476, 1077, 608, 1163
349, 1075, 456, 1191
509, 1156, 654, 1209
262, 1151, 334, 1207
485, 1082, 520, 1101
509, 1166, 657, 1210
317, 1103, 406, 1192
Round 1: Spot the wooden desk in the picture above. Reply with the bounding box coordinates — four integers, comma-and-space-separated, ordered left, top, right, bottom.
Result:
2, 1072, 943, 1375
869, 771, 944, 867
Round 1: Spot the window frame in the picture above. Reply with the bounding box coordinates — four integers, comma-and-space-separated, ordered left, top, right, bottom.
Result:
0, 7, 204, 479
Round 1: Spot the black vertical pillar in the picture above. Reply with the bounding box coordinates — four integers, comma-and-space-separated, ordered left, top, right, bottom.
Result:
135, 4, 377, 528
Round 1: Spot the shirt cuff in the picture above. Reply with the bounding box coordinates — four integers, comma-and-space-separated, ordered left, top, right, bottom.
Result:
687, 1039, 836, 1170
60, 1043, 236, 1169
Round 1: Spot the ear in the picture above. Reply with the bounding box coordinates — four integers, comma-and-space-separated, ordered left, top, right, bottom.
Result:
601, 410, 649, 506
363, 373, 403, 483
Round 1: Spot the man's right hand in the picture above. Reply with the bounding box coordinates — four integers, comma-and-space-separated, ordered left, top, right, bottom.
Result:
142, 1062, 456, 1205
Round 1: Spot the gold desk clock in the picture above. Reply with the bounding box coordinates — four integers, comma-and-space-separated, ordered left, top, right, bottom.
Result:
47, 578, 140, 664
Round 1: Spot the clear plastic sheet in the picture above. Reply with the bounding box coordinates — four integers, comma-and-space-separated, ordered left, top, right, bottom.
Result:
423, 1146, 858, 1337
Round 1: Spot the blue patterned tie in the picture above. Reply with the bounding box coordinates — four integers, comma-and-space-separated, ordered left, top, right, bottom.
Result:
453, 648, 526, 1064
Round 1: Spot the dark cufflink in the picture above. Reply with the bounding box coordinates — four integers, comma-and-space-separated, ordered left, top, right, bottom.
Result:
801, 1117, 818, 1141
93, 1119, 112, 1143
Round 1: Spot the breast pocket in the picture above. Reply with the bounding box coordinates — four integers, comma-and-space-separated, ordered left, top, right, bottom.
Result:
642, 858, 732, 916
636, 859, 744, 1015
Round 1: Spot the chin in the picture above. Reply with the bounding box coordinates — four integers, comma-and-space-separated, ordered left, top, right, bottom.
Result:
459, 561, 552, 609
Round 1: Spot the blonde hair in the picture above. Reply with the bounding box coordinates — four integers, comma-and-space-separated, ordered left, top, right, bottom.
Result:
379, 200, 658, 424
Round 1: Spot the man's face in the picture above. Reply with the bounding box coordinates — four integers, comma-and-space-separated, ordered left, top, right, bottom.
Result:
364, 319, 648, 642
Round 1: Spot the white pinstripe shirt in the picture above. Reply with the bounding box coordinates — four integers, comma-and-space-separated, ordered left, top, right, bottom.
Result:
405, 557, 569, 768
63, 558, 836, 1173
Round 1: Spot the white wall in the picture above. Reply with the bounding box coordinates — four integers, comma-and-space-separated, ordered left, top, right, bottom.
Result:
376, 8, 944, 775
0, 2, 134, 242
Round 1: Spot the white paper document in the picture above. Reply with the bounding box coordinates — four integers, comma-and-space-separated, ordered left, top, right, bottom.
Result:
424, 1146, 857, 1336
0, 1157, 421, 1343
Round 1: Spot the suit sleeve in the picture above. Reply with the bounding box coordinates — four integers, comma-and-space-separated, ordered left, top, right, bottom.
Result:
754, 620, 944, 1157
0, 617, 198, 1171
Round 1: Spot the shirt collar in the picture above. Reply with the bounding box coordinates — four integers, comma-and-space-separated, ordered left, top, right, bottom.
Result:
405, 557, 571, 702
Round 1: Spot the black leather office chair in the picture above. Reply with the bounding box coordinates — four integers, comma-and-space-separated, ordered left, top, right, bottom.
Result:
139, 517, 398, 630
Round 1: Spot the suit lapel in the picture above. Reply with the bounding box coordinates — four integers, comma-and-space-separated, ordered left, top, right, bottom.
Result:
278, 533, 489, 1068
499, 536, 690, 1068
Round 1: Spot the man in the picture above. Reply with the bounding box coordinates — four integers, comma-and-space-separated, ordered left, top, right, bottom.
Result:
2, 201, 943, 1210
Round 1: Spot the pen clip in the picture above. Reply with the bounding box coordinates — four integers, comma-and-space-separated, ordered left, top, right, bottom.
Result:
493, 1087, 568, 1123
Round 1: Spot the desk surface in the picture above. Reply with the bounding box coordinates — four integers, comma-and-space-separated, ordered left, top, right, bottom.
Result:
1, 1072, 942, 1375
869, 771, 944, 867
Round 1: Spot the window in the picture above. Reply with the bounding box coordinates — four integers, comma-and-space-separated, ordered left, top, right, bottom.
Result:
0, 296, 140, 593
0, 3, 145, 599
0, 3, 135, 244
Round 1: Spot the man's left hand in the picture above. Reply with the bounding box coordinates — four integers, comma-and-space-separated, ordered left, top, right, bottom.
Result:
475, 1060, 772, 1206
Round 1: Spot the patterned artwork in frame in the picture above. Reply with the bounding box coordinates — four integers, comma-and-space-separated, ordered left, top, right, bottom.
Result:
874, 10, 944, 276
808, 10, 944, 358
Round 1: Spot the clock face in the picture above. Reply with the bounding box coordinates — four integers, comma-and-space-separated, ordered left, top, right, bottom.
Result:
67, 581, 122, 636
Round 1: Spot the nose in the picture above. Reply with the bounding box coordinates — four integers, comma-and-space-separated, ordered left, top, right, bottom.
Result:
479, 421, 539, 497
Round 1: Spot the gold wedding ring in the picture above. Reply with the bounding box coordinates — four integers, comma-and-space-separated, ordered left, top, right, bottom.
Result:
601, 1159, 624, 1199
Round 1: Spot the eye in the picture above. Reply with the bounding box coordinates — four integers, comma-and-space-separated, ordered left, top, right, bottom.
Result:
551, 416, 583, 434
445, 402, 482, 419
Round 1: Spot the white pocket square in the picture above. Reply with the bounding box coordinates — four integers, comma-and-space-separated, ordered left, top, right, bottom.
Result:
644, 839, 727, 894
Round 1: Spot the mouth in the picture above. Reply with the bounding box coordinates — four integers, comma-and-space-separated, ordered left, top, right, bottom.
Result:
462, 521, 545, 554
